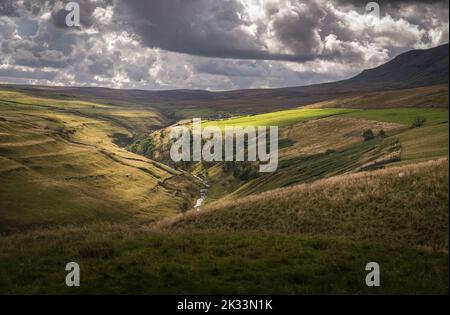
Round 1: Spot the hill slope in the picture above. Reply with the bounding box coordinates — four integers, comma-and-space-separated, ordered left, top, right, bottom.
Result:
2, 44, 448, 116
344, 44, 449, 90
163, 159, 449, 250
0, 91, 200, 232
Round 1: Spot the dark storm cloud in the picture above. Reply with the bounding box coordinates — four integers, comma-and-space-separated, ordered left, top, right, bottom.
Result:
0, 1, 18, 17
116, 0, 448, 63
268, 1, 327, 55
114, 0, 322, 62
1, 20, 79, 69
115, 0, 252, 55
115, 0, 255, 56
0, 67, 58, 80
51, 0, 113, 29
0, 0, 112, 29
194, 60, 267, 77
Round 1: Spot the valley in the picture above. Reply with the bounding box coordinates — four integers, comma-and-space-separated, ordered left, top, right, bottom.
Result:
0, 90, 201, 232
0, 44, 448, 294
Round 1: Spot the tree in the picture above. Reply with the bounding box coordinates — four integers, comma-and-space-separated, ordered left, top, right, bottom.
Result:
412, 116, 426, 128
180, 200, 190, 212
362, 129, 374, 141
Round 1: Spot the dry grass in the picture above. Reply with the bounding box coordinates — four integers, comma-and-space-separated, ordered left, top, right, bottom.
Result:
160, 158, 449, 251
279, 116, 403, 159
305, 84, 449, 109
0, 92, 200, 232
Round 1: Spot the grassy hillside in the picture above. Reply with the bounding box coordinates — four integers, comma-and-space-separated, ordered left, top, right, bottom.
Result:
0, 90, 200, 232
305, 84, 449, 109
342, 108, 449, 125
198, 116, 403, 201
229, 136, 401, 197
202, 107, 448, 129
164, 159, 449, 251
0, 159, 447, 294
344, 44, 449, 90
134, 107, 447, 201
278, 116, 403, 159
396, 124, 449, 163
197, 108, 446, 198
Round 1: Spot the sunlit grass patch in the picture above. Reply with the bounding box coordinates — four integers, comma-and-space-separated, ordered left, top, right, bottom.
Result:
202, 108, 356, 128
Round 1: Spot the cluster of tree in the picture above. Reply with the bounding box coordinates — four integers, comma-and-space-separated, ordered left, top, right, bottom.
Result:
362, 129, 385, 141
206, 112, 233, 120
362, 116, 427, 141
128, 129, 268, 179
128, 137, 155, 158
222, 161, 259, 181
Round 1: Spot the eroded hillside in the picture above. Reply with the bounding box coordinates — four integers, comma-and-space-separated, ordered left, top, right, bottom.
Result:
0, 91, 201, 232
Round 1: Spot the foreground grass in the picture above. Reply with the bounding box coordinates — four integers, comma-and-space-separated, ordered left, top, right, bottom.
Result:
0, 227, 447, 294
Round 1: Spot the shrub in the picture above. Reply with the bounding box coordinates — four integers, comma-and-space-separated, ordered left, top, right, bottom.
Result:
412, 116, 426, 128
378, 129, 386, 137
231, 162, 259, 180
362, 129, 374, 141
180, 200, 190, 212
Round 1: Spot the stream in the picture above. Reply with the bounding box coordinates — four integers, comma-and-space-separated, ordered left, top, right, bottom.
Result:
193, 175, 209, 211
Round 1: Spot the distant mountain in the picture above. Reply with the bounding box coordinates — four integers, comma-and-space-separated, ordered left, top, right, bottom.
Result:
342, 43, 449, 90
2, 44, 448, 115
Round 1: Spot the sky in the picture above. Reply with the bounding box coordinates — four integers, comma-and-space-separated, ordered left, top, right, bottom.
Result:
0, 0, 448, 91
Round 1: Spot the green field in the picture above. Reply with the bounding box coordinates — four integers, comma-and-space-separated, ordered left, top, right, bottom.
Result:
202, 107, 449, 130
202, 108, 356, 128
